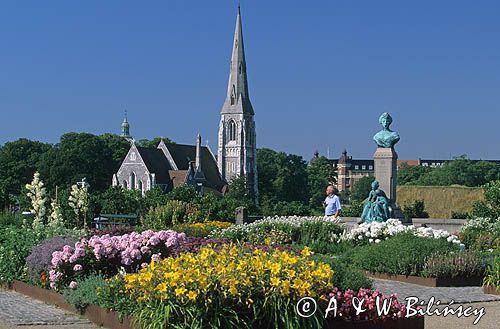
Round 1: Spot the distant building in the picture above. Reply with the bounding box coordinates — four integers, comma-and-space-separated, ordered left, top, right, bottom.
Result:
329, 150, 374, 192
323, 150, 500, 192
112, 136, 227, 195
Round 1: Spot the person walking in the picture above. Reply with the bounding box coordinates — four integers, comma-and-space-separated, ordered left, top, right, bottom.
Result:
323, 185, 341, 221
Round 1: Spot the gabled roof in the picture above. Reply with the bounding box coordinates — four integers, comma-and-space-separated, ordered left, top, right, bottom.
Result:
136, 147, 172, 184
165, 143, 226, 191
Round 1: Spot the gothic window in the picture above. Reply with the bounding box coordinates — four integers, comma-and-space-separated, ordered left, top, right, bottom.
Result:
230, 85, 236, 105
138, 180, 143, 193
122, 180, 128, 189
130, 172, 136, 189
228, 120, 236, 141
239, 62, 243, 74
130, 152, 136, 161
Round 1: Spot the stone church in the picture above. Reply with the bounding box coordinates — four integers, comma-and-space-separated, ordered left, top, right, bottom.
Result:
112, 6, 258, 197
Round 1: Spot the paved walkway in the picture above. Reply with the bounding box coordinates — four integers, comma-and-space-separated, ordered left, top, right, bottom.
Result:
0, 290, 96, 328
373, 278, 500, 303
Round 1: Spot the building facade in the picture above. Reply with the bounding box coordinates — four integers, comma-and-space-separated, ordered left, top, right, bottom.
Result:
217, 6, 258, 200
112, 136, 226, 195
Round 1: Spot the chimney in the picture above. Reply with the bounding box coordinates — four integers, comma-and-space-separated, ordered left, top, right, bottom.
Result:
196, 134, 202, 170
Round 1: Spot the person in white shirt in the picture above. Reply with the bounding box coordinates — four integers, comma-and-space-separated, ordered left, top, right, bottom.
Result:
323, 185, 341, 221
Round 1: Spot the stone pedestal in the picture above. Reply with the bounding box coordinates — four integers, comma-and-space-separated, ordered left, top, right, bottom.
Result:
374, 147, 398, 203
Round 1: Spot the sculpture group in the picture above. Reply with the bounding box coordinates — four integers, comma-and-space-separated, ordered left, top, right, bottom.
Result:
361, 112, 400, 223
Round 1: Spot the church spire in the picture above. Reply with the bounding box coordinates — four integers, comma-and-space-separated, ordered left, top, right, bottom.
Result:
121, 110, 131, 139
221, 5, 253, 114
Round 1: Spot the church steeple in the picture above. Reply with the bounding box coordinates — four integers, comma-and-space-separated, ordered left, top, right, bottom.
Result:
217, 5, 258, 203
121, 110, 131, 139
221, 5, 253, 115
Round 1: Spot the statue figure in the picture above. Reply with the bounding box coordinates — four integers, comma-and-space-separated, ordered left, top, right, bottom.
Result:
373, 112, 400, 148
361, 181, 393, 223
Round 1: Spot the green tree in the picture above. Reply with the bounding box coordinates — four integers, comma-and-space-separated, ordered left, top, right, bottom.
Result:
472, 180, 500, 219
38, 132, 115, 192
350, 175, 375, 202
98, 133, 131, 172
0, 138, 52, 195
256, 148, 309, 213
397, 163, 433, 185
137, 137, 174, 148
307, 156, 336, 211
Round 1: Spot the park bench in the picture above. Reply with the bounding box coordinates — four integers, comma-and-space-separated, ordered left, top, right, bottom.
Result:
92, 213, 138, 229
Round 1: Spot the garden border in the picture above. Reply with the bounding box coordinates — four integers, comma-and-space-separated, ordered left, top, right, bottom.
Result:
9, 280, 138, 329
8, 280, 424, 329
367, 272, 483, 287
483, 285, 500, 296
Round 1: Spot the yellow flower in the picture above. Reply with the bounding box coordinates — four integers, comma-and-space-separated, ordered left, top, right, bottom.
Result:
187, 291, 198, 301
301, 246, 312, 257
270, 277, 281, 286
175, 287, 187, 296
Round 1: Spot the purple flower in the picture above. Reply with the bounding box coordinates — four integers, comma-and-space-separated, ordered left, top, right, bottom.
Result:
73, 264, 83, 272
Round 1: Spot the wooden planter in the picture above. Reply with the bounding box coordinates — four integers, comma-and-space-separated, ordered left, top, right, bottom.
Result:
483, 285, 500, 295
325, 317, 424, 329
367, 272, 482, 287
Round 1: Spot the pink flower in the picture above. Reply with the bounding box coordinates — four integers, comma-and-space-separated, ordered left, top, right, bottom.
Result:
73, 264, 83, 272
69, 281, 77, 289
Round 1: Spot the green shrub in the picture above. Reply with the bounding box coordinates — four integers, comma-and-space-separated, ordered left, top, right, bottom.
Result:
483, 256, 500, 288
0, 226, 39, 283
459, 218, 500, 251
341, 201, 363, 217
421, 250, 487, 279
311, 254, 372, 291
141, 200, 200, 229
472, 180, 500, 219
349, 233, 458, 277
402, 200, 429, 219
63, 275, 107, 311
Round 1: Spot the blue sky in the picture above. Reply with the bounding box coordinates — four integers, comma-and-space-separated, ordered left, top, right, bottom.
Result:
1, 0, 499, 160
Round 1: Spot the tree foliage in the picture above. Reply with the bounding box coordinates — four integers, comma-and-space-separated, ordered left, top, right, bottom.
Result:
307, 156, 336, 210
350, 175, 375, 202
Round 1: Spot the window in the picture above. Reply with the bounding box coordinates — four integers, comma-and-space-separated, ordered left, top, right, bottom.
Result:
369, 165, 373, 170
122, 180, 128, 189
130, 152, 136, 161
355, 165, 359, 170
138, 180, 143, 192
228, 120, 236, 141
130, 172, 136, 189
362, 165, 366, 170
230, 85, 236, 105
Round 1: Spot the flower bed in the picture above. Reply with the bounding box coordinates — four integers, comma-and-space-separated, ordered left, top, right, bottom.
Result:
210, 216, 344, 253
343, 219, 463, 247
49, 230, 186, 290
171, 220, 232, 238
98, 244, 334, 328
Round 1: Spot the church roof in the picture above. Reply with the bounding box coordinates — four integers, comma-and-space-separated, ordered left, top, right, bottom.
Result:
165, 143, 226, 191
136, 147, 172, 184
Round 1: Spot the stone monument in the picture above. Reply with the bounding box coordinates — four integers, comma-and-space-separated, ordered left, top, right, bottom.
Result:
372, 112, 404, 220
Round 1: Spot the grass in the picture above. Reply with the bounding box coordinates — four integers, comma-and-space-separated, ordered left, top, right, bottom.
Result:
397, 185, 484, 218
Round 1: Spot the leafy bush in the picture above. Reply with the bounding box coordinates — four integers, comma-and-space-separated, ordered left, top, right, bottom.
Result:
0, 226, 39, 283
171, 221, 232, 238
311, 254, 372, 291
421, 250, 487, 278
472, 180, 500, 219
349, 233, 458, 277
459, 218, 500, 251
63, 274, 107, 310
98, 245, 333, 329
402, 200, 429, 219
451, 211, 470, 219
0, 213, 22, 227
141, 200, 200, 230
483, 256, 500, 288
339, 201, 363, 217
25, 236, 78, 285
